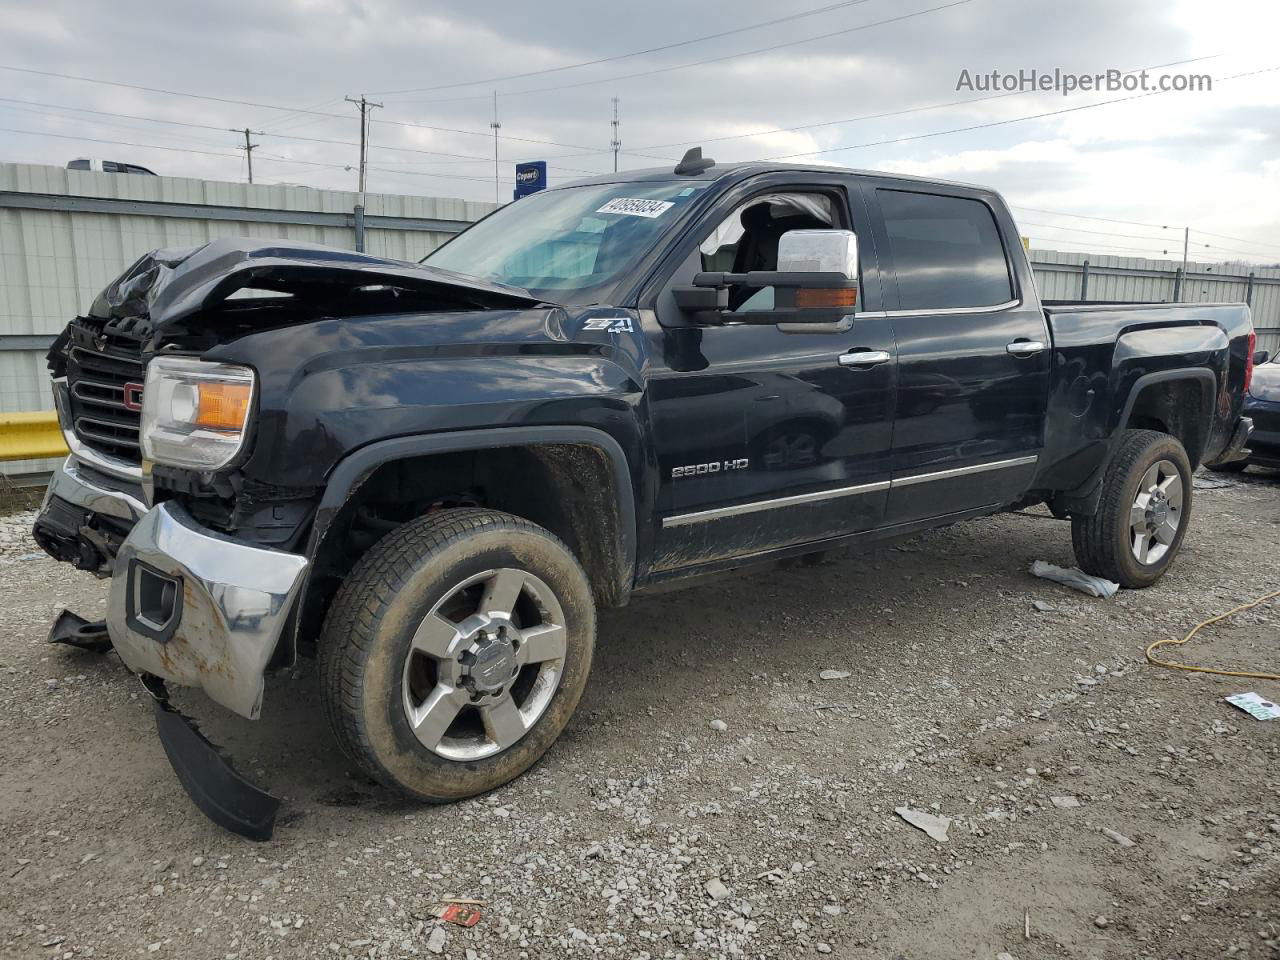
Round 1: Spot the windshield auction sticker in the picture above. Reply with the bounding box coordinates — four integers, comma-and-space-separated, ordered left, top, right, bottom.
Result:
597, 198, 675, 219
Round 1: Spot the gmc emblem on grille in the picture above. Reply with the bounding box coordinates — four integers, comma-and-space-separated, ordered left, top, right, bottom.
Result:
122, 382, 144, 412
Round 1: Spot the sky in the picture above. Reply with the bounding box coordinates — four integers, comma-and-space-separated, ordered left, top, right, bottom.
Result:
2, 0, 1278, 264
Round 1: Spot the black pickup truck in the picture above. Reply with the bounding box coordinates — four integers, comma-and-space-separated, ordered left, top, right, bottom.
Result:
35, 151, 1256, 836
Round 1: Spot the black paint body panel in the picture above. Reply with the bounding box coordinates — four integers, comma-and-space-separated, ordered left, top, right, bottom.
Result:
65, 165, 1253, 603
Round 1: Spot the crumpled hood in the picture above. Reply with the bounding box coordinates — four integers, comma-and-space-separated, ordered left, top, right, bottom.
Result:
87, 236, 548, 329
1249, 360, 1280, 403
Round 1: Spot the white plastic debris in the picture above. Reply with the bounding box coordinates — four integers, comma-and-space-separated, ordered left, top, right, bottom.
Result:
819, 669, 851, 681
1029, 561, 1119, 599
895, 806, 951, 842
1225, 692, 1280, 721
1101, 827, 1135, 847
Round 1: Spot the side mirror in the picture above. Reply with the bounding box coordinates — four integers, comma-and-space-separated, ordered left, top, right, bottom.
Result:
672, 229, 859, 331
1255, 349, 1270, 366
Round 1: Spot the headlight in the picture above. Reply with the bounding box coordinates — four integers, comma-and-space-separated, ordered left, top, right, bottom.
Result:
141, 357, 256, 469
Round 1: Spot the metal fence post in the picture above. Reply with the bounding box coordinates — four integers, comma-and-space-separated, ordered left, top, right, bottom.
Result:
1246, 272, 1255, 306
1172, 267, 1183, 302
353, 203, 365, 253
1080, 260, 1090, 301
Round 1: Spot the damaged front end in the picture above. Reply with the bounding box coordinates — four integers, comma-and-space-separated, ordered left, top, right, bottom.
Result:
37, 238, 550, 838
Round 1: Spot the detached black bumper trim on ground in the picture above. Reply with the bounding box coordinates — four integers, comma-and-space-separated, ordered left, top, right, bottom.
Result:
140, 676, 281, 841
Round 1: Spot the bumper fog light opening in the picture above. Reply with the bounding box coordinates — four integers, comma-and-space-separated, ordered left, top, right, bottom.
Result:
127, 562, 183, 642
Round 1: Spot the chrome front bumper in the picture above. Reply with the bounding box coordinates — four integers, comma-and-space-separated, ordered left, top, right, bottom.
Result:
43, 455, 148, 526
40, 456, 309, 719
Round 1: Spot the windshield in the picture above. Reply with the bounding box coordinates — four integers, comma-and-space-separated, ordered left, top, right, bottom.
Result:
422, 182, 703, 304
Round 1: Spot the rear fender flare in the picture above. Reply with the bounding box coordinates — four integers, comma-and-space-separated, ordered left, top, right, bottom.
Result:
1057, 368, 1216, 515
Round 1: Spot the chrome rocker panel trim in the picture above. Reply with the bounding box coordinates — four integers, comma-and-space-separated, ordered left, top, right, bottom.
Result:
663, 454, 1039, 527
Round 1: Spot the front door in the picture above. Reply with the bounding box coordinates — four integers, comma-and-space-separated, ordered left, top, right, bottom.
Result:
645, 180, 897, 574
865, 184, 1050, 524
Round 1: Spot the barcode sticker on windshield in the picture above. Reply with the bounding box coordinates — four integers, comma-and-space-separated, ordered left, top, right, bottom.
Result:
597, 198, 674, 219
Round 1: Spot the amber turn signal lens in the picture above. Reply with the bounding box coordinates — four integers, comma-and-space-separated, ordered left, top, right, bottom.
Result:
795, 286, 858, 309
194, 382, 252, 430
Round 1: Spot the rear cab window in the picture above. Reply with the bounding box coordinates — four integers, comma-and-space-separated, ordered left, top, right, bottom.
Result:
876, 189, 1013, 310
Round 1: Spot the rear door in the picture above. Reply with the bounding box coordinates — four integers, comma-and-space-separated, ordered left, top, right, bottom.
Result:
862, 183, 1050, 524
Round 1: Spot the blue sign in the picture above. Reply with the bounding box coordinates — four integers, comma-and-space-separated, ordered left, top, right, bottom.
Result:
513, 161, 547, 200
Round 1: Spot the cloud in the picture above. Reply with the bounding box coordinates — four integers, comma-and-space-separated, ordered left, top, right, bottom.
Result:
0, 0, 1275, 259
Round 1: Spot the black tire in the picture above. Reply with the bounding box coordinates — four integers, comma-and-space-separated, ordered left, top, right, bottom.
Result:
1206, 460, 1248, 474
318, 508, 595, 802
1071, 429, 1193, 589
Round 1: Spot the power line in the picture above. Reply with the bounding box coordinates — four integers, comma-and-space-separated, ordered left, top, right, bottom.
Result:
0, 98, 232, 150
1014, 219, 1178, 244
1191, 228, 1280, 254
0, 127, 515, 184
1010, 205, 1169, 229
616, 55, 1219, 154
0, 63, 620, 156
1015, 209, 1280, 259
390, 0, 974, 104
1024, 236, 1181, 257
0, 96, 604, 175
370, 0, 880, 95
758, 64, 1279, 161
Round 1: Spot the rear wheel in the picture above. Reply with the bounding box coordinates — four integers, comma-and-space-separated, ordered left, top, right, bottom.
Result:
319, 509, 595, 801
1071, 429, 1192, 588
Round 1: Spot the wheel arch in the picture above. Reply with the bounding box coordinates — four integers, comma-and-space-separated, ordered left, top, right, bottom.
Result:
1117, 368, 1217, 468
1053, 369, 1216, 517
295, 427, 637, 652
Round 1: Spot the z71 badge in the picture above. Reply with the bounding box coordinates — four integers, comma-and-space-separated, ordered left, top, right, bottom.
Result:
583, 317, 633, 333
672, 458, 749, 479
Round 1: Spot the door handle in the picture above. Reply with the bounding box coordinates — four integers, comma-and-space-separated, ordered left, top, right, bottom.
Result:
839, 349, 891, 368
1006, 339, 1046, 357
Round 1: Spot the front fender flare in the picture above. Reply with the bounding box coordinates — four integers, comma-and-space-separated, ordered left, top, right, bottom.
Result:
307, 425, 637, 584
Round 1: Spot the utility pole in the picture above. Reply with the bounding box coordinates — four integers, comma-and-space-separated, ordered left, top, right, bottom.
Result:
490, 91, 501, 204
345, 94, 383, 195
232, 127, 260, 184
610, 97, 621, 173
345, 95, 382, 253
1180, 226, 1190, 282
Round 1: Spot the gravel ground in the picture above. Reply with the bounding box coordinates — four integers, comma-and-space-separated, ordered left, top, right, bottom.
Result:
2, 472, 1278, 960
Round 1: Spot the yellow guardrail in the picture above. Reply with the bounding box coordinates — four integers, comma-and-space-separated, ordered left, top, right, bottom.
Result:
0, 411, 69, 462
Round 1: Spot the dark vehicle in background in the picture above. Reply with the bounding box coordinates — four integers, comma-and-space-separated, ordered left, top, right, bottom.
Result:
1209, 348, 1280, 473
33, 150, 1255, 835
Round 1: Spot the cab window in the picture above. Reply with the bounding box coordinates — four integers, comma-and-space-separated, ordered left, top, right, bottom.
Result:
877, 189, 1013, 310
698, 193, 843, 312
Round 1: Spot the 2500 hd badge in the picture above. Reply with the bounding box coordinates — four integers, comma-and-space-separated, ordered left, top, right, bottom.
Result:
672, 458, 750, 479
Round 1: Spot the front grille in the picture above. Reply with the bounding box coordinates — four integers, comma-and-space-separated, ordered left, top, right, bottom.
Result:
65, 327, 145, 464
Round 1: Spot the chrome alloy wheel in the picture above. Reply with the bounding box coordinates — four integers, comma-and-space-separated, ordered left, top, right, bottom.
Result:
1129, 459, 1183, 565
401, 568, 567, 761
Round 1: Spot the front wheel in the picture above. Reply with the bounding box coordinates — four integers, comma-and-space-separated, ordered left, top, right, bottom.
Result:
1071, 429, 1193, 588
318, 509, 595, 802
